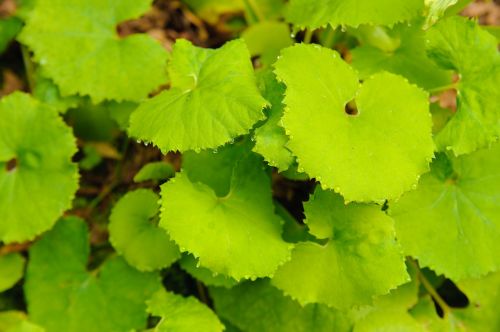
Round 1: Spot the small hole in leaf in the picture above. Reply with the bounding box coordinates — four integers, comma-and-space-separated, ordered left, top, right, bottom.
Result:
345, 100, 358, 116
5, 158, 17, 171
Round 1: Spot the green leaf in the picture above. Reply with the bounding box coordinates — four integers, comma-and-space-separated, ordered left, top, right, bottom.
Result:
160, 150, 292, 280
242, 21, 293, 67
179, 254, 238, 288
32, 75, 81, 113
0, 92, 79, 243
426, 17, 500, 155
275, 44, 434, 203
211, 279, 353, 332
424, 0, 458, 28
133, 162, 175, 183
351, 23, 452, 90
272, 187, 408, 309
25, 217, 161, 332
147, 288, 224, 332
109, 189, 180, 271
390, 144, 500, 280
0, 253, 25, 292
19, 0, 168, 102
252, 69, 293, 171
0, 311, 45, 332
453, 272, 500, 331
352, 265, 422, 331
182, 0, 243, 24
0, 17, 22, 54
285, 0, 423, 29
129, 39, 267, 153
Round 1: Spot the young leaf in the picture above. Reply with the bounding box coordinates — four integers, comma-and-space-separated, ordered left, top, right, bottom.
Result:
211, 279, 353, 332
0, 253, 25, 292
129, 39, 268, 153
426, 17, 500, 155
252, 70, 294, 171
147, 289, 224, 332
19, 0, 168, 102
275, 44, 434, 203
390, 144, 500, 280
285, 0, 423, 29
109, 189, 180, 271
351, 22, 452, 90
25, 217, 161, 332
133, 162, 175, 183
160, 150, 292, 280
179, 254, 238, 288
0, 92, 79, 243
272, 187, 409, 309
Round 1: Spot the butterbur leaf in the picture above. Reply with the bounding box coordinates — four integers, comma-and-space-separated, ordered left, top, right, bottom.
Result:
0, 92, 79, 243
275, 44, 434, 203
133, 162, 175, 183
390, 144, 500, 280
286, 0, 423, 29
109, 189, 180, 271
25, 217, 161, 332
453, 272, 500, 330
147, 289, 224, 332
424, 0, 458, 28
354, 309, 422, 332
19, 0, 168, 102
0, 311, 45, 332
160, 150, 292, 280
252, 70, 294, 171
129, 39, 268, 153
426, 17, 500, 155
179, 255, 238, 288
351, 22, 452, 90
0, 253, 25, 292
272, 187, 409, 309
211, 279, 353, 332
0, 17, 22, 54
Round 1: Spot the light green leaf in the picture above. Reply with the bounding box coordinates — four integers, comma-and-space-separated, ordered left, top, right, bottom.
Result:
426, 17, 500, 155
109, 189, 180, 271
160, 150, 292, 280
272, 187, 408, 309
453, 272, 500, 331
179, 254, 238, 288
0, 311, 45, 332
354, 309, 423, 332
147, 288, 224, 332
182, 0, 243, 24
252, 69, 293, 171
351, 23, 452, 90
133, 162, 175, 183
129, 39, 267, 153
25, 217, 161, 332
211, 279, 353, 332
285, 0, 423, 29
0, 253, 25, 292
19, 0, 168, 102
390, 144, 500, 280
424, 0, 458, 29
275, 44, 434, 203
0, 92, 79, 243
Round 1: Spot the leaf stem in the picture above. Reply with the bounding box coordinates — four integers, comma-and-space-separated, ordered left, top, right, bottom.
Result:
21, 45, 36, 92
303, 29, 314, 44
242, 0, 265, 22
428, 82, 458, 94
409, 259, 451, 316
196, 281, 209, 305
